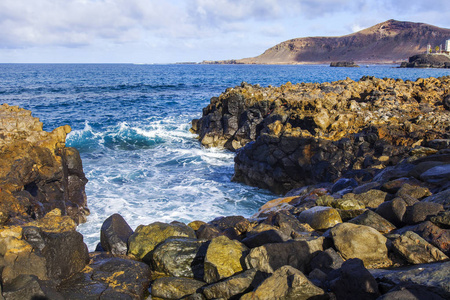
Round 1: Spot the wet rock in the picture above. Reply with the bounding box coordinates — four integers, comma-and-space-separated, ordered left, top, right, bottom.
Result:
376, 198, 407, 227
203, 236, 248, 283
330, 223, 390, 268
251, 196, 298, 218
329, 258, 380, 300
201, 269, 257, 300
57, 253, 151, 299
348, 210, 396, 234
332, 196, 365, 210
151, 237, 207, 279
392, 231, 448, 264
151, 277, 205, 300
370, 261, 450, 298
245, 238, 324, 274
188, 220, 206, 231
298, 206, 342, 230
403, 202, 444, 224
309, 248, 344, 275
100, 213, 133, 256
127, 221, 196, 262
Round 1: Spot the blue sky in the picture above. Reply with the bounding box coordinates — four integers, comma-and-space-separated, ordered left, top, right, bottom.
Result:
1, 0, 449, 63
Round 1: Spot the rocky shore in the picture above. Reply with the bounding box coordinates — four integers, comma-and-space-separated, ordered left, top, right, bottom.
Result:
1, 73, 449, 300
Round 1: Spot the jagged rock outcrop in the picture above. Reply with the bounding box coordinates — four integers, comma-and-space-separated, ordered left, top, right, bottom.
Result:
192, 76, 450, 194
203, 20, 450, 64
0, 104, 89, 225
400, 54, 450, 68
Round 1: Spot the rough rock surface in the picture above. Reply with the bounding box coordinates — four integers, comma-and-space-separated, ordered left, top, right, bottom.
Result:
330, 223, 390, 268
192, 77, 450, 194
248, 265, 327, 300
0, 104, 89, 225
400, 54, 450, 68
203, 236, 248, 283
127, 221, 196, 262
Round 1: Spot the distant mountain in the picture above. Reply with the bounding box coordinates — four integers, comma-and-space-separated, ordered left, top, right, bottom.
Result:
204, 20, 450, 64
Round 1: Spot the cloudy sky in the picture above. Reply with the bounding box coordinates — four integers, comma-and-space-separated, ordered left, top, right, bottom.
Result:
1, 0, 449, 63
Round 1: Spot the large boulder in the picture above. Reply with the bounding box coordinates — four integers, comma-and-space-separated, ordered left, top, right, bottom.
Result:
245, 238, 324, 274
370, 261, 450, 299
58, 253, 151, 299
329, 258, 380, 300
1, 209, 88, 285
203, 236, 248, 284
330, 223, 390, 268
248, 265, 327, 300
127, 222, 196, 262
100, 213, 133, 256
150, 237, 208, 279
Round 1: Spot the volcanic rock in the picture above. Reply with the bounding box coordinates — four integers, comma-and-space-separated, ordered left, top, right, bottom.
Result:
0, 104, 89, 225
330, 223, 391, 268
127, 221, 196, 262
192, 76, 450, 194
203, 236, 248, 284
100, 213, 133, 256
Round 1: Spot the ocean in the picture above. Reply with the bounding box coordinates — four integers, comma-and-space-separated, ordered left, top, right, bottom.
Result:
1, 63, 449, 250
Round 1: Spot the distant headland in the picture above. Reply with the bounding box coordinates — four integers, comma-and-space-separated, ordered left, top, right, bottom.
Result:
201, 19, 450, 65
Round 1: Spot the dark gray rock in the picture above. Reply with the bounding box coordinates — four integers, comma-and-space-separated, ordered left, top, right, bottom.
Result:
245, 239, 324, 273
196, 224, 221, 240
209, 216, 251, 236
263, 210, 310, 237
377, 284, 445, 300
331, 178, 359, 194
241, 229, 288, 248
422, 189, 450, 209
58, 253, 151, 300
100, 213, 133, 256
2, 275, 63, 300
329, 258, 380, 300
376, 198, 407, 227
403, 202, 444, 225
309, 248, 344, 274
370, 261, 450, 299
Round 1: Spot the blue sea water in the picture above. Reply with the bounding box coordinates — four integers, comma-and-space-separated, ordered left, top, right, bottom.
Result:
1, 63, 449, 250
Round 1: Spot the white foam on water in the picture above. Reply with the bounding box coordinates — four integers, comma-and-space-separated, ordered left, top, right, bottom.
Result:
76, 117, 275, 250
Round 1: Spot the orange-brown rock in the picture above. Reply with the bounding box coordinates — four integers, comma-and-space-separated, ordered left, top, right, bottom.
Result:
0, 104, 88, 225
192, 77, 450, 193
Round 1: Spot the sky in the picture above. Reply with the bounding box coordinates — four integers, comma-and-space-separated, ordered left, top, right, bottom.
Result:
1, 0, 450, 63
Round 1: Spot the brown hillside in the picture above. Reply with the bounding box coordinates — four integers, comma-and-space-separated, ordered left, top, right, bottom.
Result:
219, 20, 450, 64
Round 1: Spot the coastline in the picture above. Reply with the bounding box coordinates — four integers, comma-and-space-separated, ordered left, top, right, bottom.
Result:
0, 75, 449, 299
